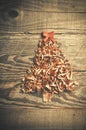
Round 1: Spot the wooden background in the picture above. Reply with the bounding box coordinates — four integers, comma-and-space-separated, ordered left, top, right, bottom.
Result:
0, 0, 86, 130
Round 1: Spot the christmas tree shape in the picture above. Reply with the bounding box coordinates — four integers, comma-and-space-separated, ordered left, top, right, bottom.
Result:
21, 32, 78, 102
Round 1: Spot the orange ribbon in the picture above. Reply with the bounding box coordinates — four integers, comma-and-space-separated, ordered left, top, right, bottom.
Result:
42, 32, 55, 42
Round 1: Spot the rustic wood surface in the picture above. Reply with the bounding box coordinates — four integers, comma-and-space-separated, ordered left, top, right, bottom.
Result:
0, 0, 86, 130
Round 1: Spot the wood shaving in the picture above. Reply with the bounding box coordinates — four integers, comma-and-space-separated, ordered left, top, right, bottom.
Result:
21, 32, 78, 102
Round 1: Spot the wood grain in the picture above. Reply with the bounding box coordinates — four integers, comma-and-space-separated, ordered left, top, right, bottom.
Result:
0, 0, 86, 108
0, 0, 86, 129
0, 0, 86, 33
0, 34, 86, 70
0, 11, 86, 33
0, 108, 86, 130
0, 34, 86, 108
0, 0, 86, 12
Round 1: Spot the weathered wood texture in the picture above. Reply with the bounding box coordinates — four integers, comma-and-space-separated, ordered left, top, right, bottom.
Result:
0, 108, 86, 130
0, 0, 86, 33
0, 0, 86, 130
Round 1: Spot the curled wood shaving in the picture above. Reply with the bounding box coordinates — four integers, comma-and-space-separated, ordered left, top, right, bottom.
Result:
21, 32, 78, 102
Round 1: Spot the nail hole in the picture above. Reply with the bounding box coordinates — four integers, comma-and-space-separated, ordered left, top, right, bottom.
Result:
8, 9, 19, 18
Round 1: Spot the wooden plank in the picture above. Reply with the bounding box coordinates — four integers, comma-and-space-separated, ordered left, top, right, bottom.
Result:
0, 34, 86, 70
21, 0, 86, 12
0, 10, 86, 33
0, 0, 86, 13
0, 107, 86, 130
0, 72, 86, 108
0, 1, 85, 33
